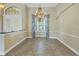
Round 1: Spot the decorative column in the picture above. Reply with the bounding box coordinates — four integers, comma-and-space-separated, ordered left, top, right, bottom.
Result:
0, 4, 5, 33
0, 4, 5, 55
0, 10, 4, 55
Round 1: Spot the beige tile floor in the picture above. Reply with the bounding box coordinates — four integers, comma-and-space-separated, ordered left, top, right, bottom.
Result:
6, 38, 77, 56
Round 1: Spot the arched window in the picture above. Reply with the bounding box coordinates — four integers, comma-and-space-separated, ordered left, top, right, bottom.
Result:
5, 6, 21, 15
3, 6, 23, 32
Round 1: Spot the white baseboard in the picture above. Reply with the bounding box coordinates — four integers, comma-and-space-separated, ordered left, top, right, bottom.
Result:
4, 37, 27, 55
49, 37, 57, 39
26, 37, 32, 39
27, 36, 57, 39
57, 38, 79, 56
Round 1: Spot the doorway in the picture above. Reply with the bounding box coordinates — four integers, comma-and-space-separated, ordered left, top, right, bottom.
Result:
32, 15, 49, 39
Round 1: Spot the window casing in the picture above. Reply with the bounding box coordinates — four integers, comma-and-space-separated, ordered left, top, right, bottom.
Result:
3, 6, 23, 32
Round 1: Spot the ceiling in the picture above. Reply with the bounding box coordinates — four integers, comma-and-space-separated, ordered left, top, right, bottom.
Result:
25, 3, 58, 7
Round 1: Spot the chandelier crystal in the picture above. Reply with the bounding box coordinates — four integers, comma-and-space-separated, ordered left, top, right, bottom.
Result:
0, 3, 5, 9
35, 5, 45, 21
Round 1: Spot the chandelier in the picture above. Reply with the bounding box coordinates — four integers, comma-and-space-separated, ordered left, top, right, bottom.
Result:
35, 4, 45, 21
0, 3, 5, 9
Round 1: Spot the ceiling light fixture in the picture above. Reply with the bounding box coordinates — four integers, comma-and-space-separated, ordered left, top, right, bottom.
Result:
35, 4, 45, 21
0, 3, 5, 9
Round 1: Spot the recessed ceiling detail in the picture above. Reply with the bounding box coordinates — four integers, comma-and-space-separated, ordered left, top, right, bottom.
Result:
25, 3, 58, 7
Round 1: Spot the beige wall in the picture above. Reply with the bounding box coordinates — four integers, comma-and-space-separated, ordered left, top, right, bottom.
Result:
27, 7, 57, 38
56, 3, 79, 54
